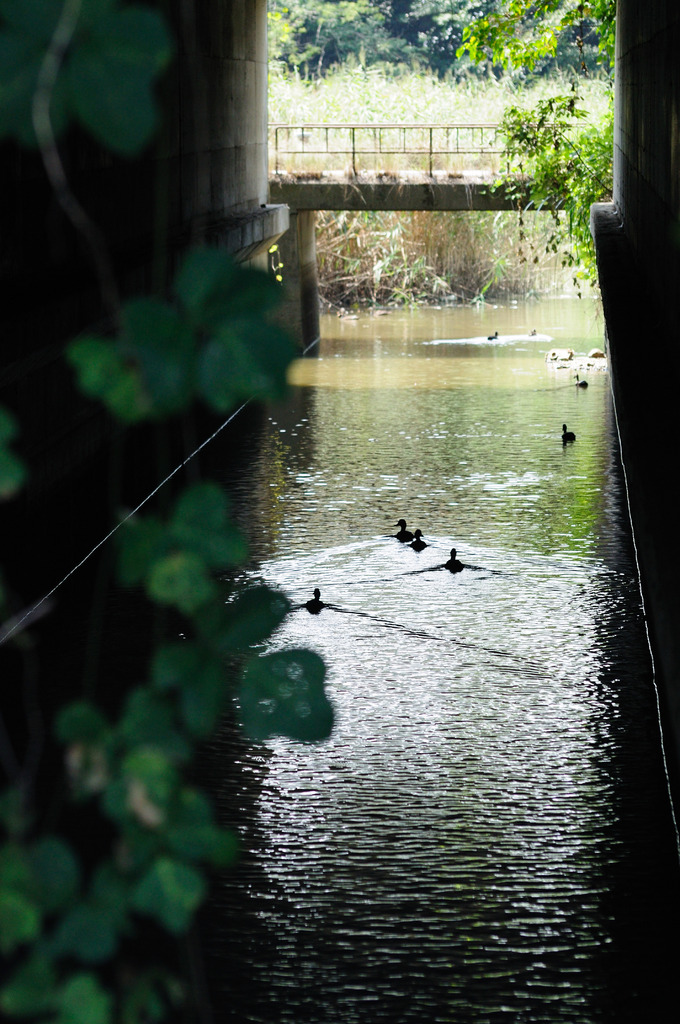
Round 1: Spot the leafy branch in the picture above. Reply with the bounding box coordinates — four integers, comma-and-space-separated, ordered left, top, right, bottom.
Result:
460, 0, 615, 288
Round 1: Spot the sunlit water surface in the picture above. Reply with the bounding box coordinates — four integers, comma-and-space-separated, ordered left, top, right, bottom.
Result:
202, 299, 680, 1023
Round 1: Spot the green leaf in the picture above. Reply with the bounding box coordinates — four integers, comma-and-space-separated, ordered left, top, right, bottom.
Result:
89, 862, 130, 930
0, 0, 62, 43
0, 446, 26, 499
165, 788, 238, 866
28, 836, 80, 913
239, 649, 333, 743
120, 973, 179, 1024
151, 643, 226, 738
0, 953, 58, 1017
0, 31, 42, 144
119, 689, 190, 760
0, 841, 32, 891
0, 405, 18, 444
0, 788, 27, 838
131, 857, 206, 934
51, 903, 119, 964
151, 642, 202, 692
175, 250, 282, 332
89, 6, 173, 74
197, 318, 294, 410
177, 658, 226, 738
174, 249, 240, 329
67, 337, 149, 422
197, 586, 291, 653
193, 334, 240, 411
55, 701, 109, 744
169, 482, 247, 568
54, 973, 112, 1024
116, 516, 166, 586
0, 890, 40, 953
66, 7, 173, 156
147, 551, 216, 614
0, 408, 22, 494
78, 0, 118, 29
121, 299, 195, 416
121, 748, 179, 811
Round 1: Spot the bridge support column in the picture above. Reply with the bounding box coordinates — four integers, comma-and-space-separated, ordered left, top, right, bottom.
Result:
277, 208, 320, 351
298, 210, 320, 350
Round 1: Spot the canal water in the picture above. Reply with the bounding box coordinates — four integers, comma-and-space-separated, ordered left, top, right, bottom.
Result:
202, 298, 680, 1023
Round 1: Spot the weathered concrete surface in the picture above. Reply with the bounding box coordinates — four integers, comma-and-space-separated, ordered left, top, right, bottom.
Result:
592, 3, 680, 779
269, 173, 530, 347
591, 203, 680, 776
270, 175, 528, 212
274, 209, 321, 350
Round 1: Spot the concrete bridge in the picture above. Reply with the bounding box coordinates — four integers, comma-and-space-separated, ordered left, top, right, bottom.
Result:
269, 121, 531, 346
269, 120, 524, 212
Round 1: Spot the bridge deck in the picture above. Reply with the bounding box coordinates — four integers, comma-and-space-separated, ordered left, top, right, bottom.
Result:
269, 173, 529, 212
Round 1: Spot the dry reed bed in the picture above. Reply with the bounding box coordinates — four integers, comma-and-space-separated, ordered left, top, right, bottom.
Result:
271, 67, 610, 304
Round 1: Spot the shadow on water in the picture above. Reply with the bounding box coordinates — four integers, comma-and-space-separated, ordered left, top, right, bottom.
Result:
198, 300, 680, 1024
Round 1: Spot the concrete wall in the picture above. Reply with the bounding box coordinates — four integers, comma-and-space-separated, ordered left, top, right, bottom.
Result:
177, 0, 287, 257
0, 0, 287, 594
613, 1, 680, 360
592, 1, 680, 776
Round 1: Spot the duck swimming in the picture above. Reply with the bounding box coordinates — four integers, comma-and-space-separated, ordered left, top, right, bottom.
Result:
410, 529, 428, 551
562, 423, 576, 443
305, 588, 325, 614
394, 519, 414, 542
444, 548, 464, 573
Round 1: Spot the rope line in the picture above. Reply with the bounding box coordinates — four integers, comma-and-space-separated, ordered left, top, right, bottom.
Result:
1, 333, 323, 647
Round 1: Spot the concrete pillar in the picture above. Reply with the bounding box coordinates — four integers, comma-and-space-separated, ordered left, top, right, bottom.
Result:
275, 209, 320, 351
298, 210, 320, 350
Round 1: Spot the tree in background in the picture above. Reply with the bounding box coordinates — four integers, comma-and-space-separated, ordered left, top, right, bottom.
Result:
269, 0, 611, 79
268, 0, 409, 75
460, 0, 614, 76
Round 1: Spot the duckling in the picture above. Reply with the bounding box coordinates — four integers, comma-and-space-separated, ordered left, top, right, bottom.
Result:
410, 529, 428, 551
305, 588, 325, 614
487, 330, 499, 340
575, 374, 588, 388
394, 519, 414, 542
562, 423, 576, 443
444, 548, 464, 573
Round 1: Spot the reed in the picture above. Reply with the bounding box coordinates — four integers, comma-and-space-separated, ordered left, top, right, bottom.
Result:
269, 63, 611, 126
315, 209, 568, 307
271, 66, 610, 303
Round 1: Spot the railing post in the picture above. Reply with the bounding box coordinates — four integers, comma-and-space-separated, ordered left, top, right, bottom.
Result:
269, 121, 508, 178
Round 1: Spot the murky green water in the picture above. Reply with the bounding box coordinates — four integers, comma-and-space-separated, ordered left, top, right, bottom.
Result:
203, 298, 680, 1023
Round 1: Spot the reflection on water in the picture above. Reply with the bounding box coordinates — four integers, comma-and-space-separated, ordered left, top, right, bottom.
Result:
202, 299, 680, 1023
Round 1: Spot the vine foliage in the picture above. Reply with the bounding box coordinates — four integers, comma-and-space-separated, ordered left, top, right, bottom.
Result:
459, 0, 615, 288
0, 2, 333, 1020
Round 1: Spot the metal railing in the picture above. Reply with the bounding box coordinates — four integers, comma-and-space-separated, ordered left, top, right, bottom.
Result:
269, 122, 505, 176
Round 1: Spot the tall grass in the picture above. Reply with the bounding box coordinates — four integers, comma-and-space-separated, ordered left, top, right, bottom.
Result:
269, 63, 612, 126
270, 65, 611, 303
316, 210, 568, 308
